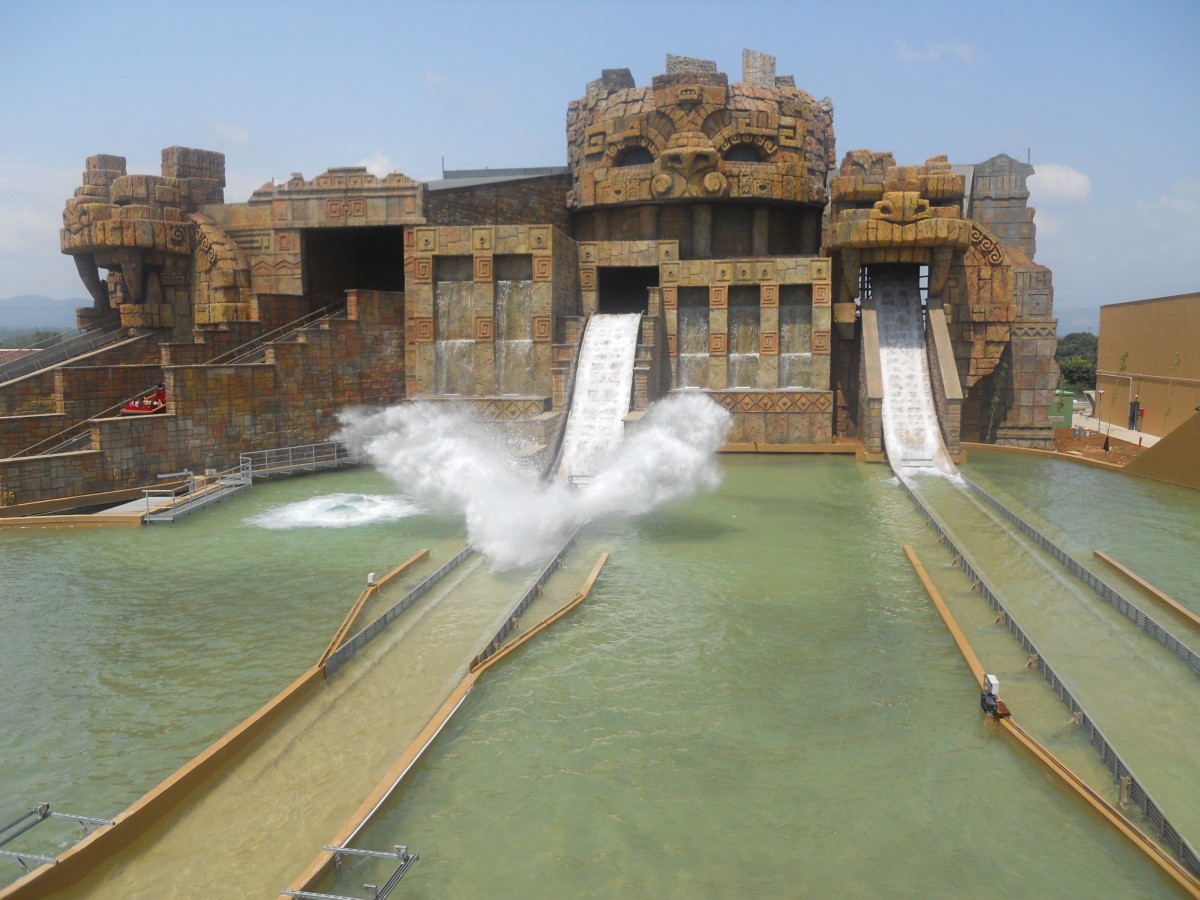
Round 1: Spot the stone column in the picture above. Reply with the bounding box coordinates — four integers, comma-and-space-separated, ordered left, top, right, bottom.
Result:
800, 209, 820, 255
752, 206, 770, 257
639, 205, 659, 241
594, 209, 611, 242
692, 204, 712, 258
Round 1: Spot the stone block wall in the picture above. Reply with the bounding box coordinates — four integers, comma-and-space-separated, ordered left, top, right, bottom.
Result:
0, 293, 407, 504
425, 176, 571, 232
0, 449, 112, 506
0, 372, 59, 418
969, 155, 1036, 261
0, 415, 65, 457
714, 390, 833, 444
405, 225, 572, 399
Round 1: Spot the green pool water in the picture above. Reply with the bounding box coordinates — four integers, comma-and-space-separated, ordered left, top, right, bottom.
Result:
1, 454, 1195, 897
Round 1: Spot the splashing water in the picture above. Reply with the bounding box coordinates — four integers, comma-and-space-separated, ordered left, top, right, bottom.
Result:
247, 493, 423, 529
335, 393, 731, 570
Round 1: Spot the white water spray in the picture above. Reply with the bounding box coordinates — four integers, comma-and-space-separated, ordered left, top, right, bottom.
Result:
334, 393, 731, 570
247, 493, 423, 529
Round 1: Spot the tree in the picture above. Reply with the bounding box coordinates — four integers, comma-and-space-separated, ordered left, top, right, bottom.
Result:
1057, 355, 1096, 392
1055, 331, 1098, 367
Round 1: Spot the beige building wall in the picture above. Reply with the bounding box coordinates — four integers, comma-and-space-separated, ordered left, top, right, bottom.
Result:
1098, 292, 1200, 437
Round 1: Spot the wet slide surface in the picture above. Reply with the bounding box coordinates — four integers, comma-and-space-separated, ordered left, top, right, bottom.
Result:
556, 313, 641, 481
910, 473, 1200, 845
873, 267, 956, 477
57, 552, 548, 898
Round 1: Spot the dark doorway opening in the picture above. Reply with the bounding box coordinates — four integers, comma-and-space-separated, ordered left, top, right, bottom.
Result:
598, 266, 657, 314
302, 226, 406, 309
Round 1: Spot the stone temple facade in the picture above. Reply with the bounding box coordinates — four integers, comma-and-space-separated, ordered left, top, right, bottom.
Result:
0, 50, 1058, 508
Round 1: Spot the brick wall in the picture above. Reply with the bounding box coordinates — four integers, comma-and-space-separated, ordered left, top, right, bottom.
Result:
425, 175, 571, 231
0, 292, 406, 505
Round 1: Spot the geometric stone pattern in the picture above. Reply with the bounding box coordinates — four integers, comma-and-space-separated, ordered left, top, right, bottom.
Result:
567, 53, 834, 210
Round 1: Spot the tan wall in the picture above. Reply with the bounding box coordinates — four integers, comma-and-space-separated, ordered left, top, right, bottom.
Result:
1098, 293, 1200, 437
0, 292, 406, 505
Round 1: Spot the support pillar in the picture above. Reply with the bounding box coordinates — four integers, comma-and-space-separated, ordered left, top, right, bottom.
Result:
752, 206, 770, 257
692, 204, 712, 258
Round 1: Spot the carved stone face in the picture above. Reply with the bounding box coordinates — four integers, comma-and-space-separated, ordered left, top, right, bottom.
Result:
567, 69, 834, 210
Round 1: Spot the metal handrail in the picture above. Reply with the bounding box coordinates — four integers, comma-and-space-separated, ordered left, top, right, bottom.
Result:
0, 327, 89, 366
239, 442, 357, 478
205, 302, 346, 366
0, 322, 127, 382
12, 383, 167, 458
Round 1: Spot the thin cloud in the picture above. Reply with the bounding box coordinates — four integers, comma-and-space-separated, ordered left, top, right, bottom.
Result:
356, 153, 394, 179
893, 40, 977, 64
211, 121, 253, 145
423, 70, 502, 113
1141, 175, 1199, 218
1028, 164, 1091, 205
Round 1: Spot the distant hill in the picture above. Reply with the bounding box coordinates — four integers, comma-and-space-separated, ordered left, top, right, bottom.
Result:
1055, 307, 1100, 337
0, 295, 87, 331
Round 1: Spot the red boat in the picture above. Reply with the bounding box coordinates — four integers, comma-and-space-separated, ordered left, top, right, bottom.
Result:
120, 384, 167, 416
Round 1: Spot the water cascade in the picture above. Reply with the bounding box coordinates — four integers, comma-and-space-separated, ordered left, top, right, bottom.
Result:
495, 279, 535, 395
778, 300, 814, 388
677, 302, 709, 388
434, 281, 475, 395
555, 313, 643, 482
726, 300, 760, 388
873, 268, 958, 477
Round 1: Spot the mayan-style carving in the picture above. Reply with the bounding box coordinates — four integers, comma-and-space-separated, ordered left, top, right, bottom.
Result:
567, 54, 834, 210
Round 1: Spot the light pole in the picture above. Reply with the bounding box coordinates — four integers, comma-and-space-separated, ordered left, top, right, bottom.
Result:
1095, 389, 1103, 433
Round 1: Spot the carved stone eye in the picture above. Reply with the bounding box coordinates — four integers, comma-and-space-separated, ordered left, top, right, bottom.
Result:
613, 146, 653, 167
724, 144, 764, 162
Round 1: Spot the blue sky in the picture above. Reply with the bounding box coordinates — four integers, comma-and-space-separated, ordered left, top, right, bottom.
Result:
1, 0, 1197, 321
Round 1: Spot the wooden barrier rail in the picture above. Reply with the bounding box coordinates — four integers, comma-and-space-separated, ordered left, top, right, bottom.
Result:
0, 666, 326, 899
317, 550, 430, 668
282, 552, 610, 898
1093, 551, 1200, 635
905, 545, 1200, 897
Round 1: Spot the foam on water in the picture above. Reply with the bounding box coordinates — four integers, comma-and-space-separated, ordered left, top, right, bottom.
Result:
335, 392, 731, 570
246, 493, 423, 529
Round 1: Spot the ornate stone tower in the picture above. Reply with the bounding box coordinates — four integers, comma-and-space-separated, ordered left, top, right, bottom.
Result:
564, 51, 839, 444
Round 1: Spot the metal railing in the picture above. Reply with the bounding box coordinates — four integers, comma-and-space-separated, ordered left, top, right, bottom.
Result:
205, 302, 346, 366
324, 546, 473, 677
0, 803, 113, 874
12, 383, 167, 458
142, 462, 252, 523
239, 442, 358, 479
282, 844, 418, 900
0, 323, 129, 383
474, 527, 581, 667
963, 477, 1200, 678
900, 478, 1200, 877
